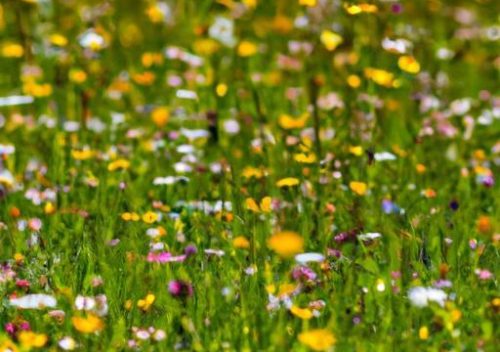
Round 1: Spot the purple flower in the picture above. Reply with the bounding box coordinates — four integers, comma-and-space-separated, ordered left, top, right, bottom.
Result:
449, 200, 459, 211
184, 244, 197, 257
391, 3, 403, 14
382, 199, 398, 214
168, 280, 193, 298
292, 266, 317, 282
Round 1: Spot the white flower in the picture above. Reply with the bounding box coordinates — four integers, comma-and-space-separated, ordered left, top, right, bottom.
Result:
408, 287, 447, 307
374, 152, 396, 161
450, 98, 472, 116
75, 295, 96, 311
180, 128, 210, 140
174, 162, 192, 173
10, 294, 57, 309
295, 252, 325, 264
209, 17, 236, 47
357, 232, 382, 241
135, 329, 150, 340
204, 249, 225, 257
152, 329, 166, 341
176, 89, 198, 100
381, 37, 412, 54
223, 119, 240, 135
63, 121, 80, 132
153, 176, 189, 185
58, 337, 76, 350
176, 144, 196, 154
79, 30, 105, 50
0, 95, 33, 107
0, 169, 14, 188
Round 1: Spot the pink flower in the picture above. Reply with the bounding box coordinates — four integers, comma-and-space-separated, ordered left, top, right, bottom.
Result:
168, 280, 193, 298
475, 269, 493, 280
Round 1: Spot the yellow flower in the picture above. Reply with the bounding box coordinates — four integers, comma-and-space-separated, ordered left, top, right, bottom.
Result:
364, 68, 396, 88
276, 177, 300, 188
267, 231, 304, 257
344, 3, 378, 15
142, 211, 158, 224
349, 181, 367, 196
151, 107, 170, 128
72, 314, 104, 334
260, 196, 272, 212
419, 326, 429, 340
237, 40, 258, 57
347, 74, 361, 88
416, 163, 426, 173
216, 83, 228, 97
1, 42, 24, 58
299, 0, 317, 7
320, 30, 343, 51
245, 196, 272, 213
233, 236, 250, 249
18, 331, 48, 348
69, 69, 87, 84
71, 149, 95, 160
44, 202, 56, 215
349, 146, 363, 156
278, 113, 309, 129
242, 167, 265, 179
0, 338, 18, 352
398, 55, 420, 74
277, 283, 297, 297
50, 33, 68, 46
145, 5, 165, 23
137, 293, 155, 311
290, 305, 313, 320
242, 0, 257, 8
294, 153, 316, 164
132, 71, 156, 85
23, 82, 53, 97
245, 198, 260, 212
193, 38, 220, 56
298, 329, 336, 351
121, 212, 140, 221
107, 159, 130, 171
141, 52, 163, 67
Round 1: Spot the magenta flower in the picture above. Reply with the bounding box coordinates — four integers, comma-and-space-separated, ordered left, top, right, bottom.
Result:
168, 280, 193, 298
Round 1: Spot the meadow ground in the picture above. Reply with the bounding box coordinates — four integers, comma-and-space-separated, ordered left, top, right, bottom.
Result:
0, 0, 499, 351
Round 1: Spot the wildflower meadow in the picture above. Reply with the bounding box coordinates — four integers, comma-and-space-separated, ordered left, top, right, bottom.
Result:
0, 0, 498, 351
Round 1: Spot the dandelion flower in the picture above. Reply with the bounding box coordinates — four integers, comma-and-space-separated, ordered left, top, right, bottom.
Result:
233, 236, 250, 249
320, 30, 343, 51
107, 159, 130, 171
276, 177, 300, 188
18, 331, 48, 348
268, 231, 304, 257
349, 181, 367, 196
398, 55, 420, 74
151, 107, 169, 127
72, 314, 104, 333
298, 329, 336, 351
237, 40, 258, 57
290, 305, 313, 320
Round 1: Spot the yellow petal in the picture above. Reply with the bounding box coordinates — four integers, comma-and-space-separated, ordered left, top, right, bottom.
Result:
268, 231, 304, 257
320, 30, 343, 51
298, 329, 336, 351
349, 181, 367, 196
276, 177, 300, 188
